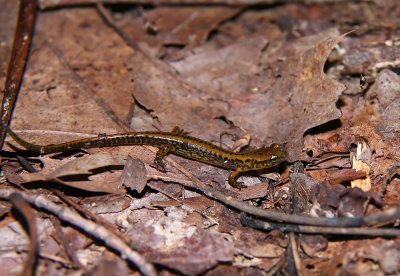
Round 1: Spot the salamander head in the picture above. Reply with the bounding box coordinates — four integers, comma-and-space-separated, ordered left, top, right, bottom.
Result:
252, 143, 287, 169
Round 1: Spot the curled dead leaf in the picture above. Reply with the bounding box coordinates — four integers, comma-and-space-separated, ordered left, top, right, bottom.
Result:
20, 154, 126, 193
47, 154, 125, 179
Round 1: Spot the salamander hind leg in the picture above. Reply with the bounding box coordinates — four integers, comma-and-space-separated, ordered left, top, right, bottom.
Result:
228, 167, 246, 189
154, 146, 171, 172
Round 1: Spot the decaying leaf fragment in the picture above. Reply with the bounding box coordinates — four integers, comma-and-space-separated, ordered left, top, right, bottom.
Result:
127, 207, 234, 275
351, 69, 400, 177
351, 142, 371, 192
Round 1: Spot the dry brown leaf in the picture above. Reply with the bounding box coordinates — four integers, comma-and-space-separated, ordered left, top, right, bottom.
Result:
384, 178, 400, 206
81, 194, 131, 214
248, 243, 284, 258
169, 28, 346, 161
94, 6, 241, 59
127, 207, 234, 275
232, 227, 285, 259
338, 188, 382, 218
227, 28, 346, 161
2, 2, 400, 275
303, 128, 355, 158
132, 57, 227, 136
47, 154, 125, 179
20, 154, 125, 193
90, 256, 130, 276
300, 235, 328, 257
170, 35, 268, 96
327, 239, 400, 275
145, 6, 241, 47
119, 156, 148, 193
10, 17, 123, 137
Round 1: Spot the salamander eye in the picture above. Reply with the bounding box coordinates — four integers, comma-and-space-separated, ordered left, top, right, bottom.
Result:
271, 155, 278, 160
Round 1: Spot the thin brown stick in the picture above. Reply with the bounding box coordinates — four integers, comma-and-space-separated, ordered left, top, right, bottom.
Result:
0, 188, 157, 276
52, 190, 128, 239
306, 153, 350, 167
150, 172, 400, 228
152, 172, 363, 227
240, 213, 400, 236
39, 0, 358, 9
9, 193, 39, 276
0, 0, 37, 150
50, 216, 87, 272
289, 233, 304, 276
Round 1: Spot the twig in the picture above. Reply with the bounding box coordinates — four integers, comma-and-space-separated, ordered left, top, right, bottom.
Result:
240, 213, 400, 237
153, 172, 363, 227
199, 184, 362, 226
289, 233, 304, 276
0, 0, 37, 150
0, 188, 157, 276
52, 190, 132, 245
39, 0, 358, 9
150, 172, 400, 227
9, 193, 39, 276
50, 216, 87, 272
39, 252, 72, 267
306, 153, 350, 166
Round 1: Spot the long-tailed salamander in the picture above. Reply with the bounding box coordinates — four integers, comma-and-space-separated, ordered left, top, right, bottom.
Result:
7, 127, 286, 188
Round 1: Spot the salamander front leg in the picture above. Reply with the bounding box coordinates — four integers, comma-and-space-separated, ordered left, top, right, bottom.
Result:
171, 126, 188, 136
154, 146, 171, 172
228, 167, 246, 189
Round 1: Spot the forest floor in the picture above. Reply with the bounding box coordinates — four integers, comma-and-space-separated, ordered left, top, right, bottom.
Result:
0, 0, 399, 275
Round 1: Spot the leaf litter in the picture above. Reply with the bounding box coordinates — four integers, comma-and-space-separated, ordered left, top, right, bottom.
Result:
1, 0, 400, 275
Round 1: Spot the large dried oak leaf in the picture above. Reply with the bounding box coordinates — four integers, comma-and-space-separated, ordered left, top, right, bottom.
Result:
228, 29, 346, 161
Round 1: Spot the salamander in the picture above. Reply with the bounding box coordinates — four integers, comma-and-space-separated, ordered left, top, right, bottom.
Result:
7, 127, 286, 188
